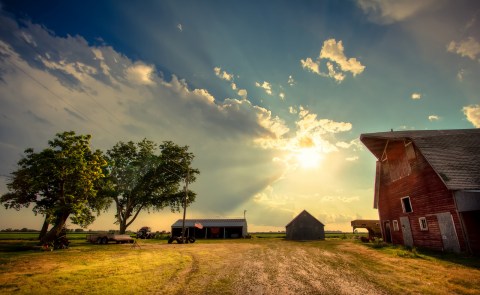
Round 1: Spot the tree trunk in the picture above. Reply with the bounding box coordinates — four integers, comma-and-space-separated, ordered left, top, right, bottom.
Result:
38, 214, 50, 240
119, 222, 127, 234
40, 211, 70, 244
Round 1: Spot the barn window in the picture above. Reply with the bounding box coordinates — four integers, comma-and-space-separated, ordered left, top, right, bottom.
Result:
392, 220, 399, 231
401, 196, 413, 213
419, 217, 428, 231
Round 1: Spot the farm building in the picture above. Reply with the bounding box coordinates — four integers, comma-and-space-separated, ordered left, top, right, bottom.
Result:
361, 129, 480, 254
171, 218, 248, 239
351, 219, 382, 240
286, 210, 325, 240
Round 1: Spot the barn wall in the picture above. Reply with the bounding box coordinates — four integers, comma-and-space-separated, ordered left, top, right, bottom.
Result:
378, 141, 466, 252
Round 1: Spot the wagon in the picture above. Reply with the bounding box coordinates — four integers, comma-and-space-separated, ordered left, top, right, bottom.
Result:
86, 233, 134, 244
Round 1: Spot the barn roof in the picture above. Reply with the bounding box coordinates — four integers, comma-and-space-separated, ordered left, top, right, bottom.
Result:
171, 218, 247, 228
360, 129, 480, 190
286, 210, 324, 227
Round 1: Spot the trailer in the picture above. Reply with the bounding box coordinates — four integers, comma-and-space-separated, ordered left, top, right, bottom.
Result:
86, 233, 134, 244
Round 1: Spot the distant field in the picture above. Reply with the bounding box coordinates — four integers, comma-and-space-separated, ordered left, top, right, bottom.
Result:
0, 231, 363, 241
0, 232, 107, 240
1, 236, 479, 294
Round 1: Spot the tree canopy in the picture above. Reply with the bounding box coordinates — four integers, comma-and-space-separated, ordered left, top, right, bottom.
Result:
104, 139, 199, 234
0, 131, 108, 243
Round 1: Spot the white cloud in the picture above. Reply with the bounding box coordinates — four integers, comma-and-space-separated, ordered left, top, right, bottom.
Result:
411, 93, 422, 100
177, 23, 183, 32
301, 39, 365, 83
356, 0, 436, 24
320, 39, 365, 76
287, 75, 295, 86
300, 57, 320, 74
428, 115, 440, 121
213, 67, 233, 81
288, 106, 298, 114
125, 62, 156, 85
255, 81, 273, 95
279, 92, 285, 100
0, 14, 297, 230
463, 105, 480, 127
447, 37, 480, 61
237, 89, 248, 98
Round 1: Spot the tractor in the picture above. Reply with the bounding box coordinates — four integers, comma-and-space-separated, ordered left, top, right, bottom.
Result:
136, 226, 155, 239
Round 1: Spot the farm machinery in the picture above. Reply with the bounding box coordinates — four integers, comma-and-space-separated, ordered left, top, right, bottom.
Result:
168, 235, 196, 244
136, 226, 156, 239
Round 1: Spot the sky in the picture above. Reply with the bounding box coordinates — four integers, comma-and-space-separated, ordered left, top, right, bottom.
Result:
0, 0, 479, 233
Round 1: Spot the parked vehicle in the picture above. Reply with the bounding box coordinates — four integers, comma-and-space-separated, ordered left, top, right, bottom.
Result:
136, 226, 155, 239
43, 234, 70, 251
86, 233, 134, 244
168, 235, 196, 244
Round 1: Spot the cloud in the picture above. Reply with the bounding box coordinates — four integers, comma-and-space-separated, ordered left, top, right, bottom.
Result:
320, 39, 365, 76
125, 62, 156, 85
177, 23, 183, 32
411, 93, 422, 100
300, 57, 320, 75
255, 81, 273, 95
301, 39, 365, 83
287, 75, 295, 86
463, 105, 480, 127
356, 0, 436, 24
0, 12, 294, 226
447, 37, 480, 61
279, 92, 285, 100
428, 115, 440, 121
213, 66, 233, 81
237, 89, 248, 98
255, 106, 353, 171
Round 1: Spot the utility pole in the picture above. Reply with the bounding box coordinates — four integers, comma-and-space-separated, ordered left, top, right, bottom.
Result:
181, 165, 189, 243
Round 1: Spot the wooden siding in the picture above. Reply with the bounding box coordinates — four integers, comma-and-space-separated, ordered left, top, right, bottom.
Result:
286, 210, 325, 241
377, 142, 466, 252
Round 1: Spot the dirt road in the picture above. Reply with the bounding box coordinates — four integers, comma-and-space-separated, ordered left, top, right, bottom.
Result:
1, 238, 479, 294
156, 239, 479, 295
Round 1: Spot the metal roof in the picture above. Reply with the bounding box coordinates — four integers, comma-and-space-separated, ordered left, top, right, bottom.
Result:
171, 218, 247, 228
360, 129, 480, 190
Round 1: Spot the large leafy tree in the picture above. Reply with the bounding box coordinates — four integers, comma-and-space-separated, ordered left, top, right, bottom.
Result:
105, 140, 199, 234
1, 131, 108, 243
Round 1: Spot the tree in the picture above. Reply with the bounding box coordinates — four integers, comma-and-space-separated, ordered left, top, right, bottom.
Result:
105, 139, 199, 234
0, 131, 108, 243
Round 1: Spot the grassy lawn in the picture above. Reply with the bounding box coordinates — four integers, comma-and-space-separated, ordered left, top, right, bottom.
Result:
0, 237, 479, 294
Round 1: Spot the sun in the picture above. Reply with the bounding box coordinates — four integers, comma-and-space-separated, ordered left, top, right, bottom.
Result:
296, 148, 322, 169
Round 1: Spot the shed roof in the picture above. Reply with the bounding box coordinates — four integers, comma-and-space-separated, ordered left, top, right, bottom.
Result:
286, 210, 324, 227
171, 218, 247, 228
360, 129, 480, 190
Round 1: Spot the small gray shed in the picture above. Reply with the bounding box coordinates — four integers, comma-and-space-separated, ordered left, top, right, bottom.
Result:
286, 210, 325, 240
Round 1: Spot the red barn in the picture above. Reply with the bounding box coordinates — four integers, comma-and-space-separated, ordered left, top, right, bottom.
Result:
361, 129, 480, 254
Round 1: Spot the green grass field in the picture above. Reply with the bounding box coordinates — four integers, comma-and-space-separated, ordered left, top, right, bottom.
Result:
1, 234, 478, 294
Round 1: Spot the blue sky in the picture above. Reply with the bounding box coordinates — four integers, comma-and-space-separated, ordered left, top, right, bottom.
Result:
0, 0, 479, 232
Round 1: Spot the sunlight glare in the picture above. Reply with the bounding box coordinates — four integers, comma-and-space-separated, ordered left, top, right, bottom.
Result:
296, 148, 322, 169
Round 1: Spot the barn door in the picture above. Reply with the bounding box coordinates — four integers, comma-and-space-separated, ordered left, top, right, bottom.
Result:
437, 212, 461, 253
399, 216, 413, 248
383, 221, 392, 243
